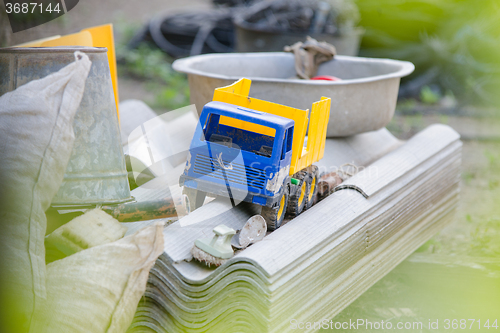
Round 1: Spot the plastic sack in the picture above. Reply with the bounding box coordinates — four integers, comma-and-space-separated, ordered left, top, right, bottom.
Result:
45, 208, 128, 263
0, 52, 91, 329
30, 222, 164, 333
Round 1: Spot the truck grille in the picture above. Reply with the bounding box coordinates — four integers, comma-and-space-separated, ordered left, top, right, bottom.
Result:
193, 154, 266, 190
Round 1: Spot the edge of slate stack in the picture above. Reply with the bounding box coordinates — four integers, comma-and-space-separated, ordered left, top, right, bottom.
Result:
128, 124, 462, 333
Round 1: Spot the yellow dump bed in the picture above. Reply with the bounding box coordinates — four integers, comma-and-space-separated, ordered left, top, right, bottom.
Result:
213, 78, 331, 175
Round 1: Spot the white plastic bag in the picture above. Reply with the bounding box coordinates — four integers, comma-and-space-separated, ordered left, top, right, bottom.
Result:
0, 52, 91, 328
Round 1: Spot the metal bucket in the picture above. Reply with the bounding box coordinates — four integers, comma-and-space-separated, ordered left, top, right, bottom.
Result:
232, 2, 364, 56
0, 46, 132, 207
234, 22, 364, 56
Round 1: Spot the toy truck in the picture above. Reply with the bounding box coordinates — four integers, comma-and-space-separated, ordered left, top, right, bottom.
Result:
180, 78, 331, 230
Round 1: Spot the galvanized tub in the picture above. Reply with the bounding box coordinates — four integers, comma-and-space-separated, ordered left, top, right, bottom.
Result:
173, 52, 414, 137
0, 46, 132, 207
234, 14, 364, 56
232, 0, 364, 56
235, 26, 364, 56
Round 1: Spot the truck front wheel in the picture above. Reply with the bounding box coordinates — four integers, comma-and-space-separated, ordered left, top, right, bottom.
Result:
182, 187, 206, 213
262, 185, 289, 231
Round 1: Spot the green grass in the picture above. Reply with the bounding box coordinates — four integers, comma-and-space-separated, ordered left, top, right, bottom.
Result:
356, 0, 500, 109
484, 149, 499, 167
420, 86, 440, 104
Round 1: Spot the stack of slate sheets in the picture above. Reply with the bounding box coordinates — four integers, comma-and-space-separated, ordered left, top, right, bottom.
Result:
127, 124, 462, 333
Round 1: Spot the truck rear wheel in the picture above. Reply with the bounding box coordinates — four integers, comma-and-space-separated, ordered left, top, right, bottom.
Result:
262, 185, 289, 231
287, 170, 310, 217
305, 166, 319, 210
182, 187, 206, 213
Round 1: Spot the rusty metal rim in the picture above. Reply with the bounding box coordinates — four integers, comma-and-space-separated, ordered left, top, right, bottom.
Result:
62, 171, 129, 180
51, 196, 136, 208
0, 46, 107, 53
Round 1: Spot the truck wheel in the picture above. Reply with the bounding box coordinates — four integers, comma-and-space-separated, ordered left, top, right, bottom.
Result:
262, 185, 289, 231
286, 170, 309, 217
182, 187, 206, 213
305, 166, 319, 210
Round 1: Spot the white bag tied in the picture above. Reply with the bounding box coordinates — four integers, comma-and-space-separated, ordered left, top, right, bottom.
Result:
0, 52, 91, 330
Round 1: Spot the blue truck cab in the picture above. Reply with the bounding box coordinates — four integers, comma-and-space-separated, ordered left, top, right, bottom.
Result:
180, 101, 294, 209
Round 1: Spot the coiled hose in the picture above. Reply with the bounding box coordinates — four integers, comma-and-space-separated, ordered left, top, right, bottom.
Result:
128, 9, 237, 58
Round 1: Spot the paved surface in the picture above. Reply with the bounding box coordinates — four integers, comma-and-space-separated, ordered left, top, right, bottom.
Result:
389, 115, 500, 141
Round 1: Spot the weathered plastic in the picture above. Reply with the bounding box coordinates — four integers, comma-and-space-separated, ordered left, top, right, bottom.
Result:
194, 225, 236, 259
181, 100, 294, 204
179, 78, 330, 217
172, 52, 415, 137
213, 78, 330, 175
0, 47, 131, 207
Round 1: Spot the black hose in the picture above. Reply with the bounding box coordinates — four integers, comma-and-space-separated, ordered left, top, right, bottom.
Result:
130, 9, 237, 58
149, 15, 190, 58
190, 22, 216, 56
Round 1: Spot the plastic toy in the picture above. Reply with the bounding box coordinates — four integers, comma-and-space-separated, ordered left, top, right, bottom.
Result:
191, 215, 267, 267
180, 78, 331, 230
191, 225, 236, 267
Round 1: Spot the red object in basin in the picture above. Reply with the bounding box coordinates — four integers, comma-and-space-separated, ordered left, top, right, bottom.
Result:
311, 75, 342, 81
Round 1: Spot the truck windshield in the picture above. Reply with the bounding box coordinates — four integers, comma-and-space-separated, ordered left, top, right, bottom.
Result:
202, 114, 276, 158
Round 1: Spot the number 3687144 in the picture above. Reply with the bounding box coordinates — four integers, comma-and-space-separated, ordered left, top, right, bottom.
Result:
5, 2, 61, 14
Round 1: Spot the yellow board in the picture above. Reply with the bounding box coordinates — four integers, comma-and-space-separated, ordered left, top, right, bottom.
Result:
16, 35, 62, 47
213, 78, 331, 175
39, 31, 93, 47
16, 25, 120, 121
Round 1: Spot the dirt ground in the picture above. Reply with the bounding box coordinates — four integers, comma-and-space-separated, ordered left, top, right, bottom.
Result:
331, 117, 500, 332
387, 115, 500, 259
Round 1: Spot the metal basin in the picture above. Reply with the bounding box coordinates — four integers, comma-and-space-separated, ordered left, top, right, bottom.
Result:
234, 20, 364, 56
173, 53, 414, 137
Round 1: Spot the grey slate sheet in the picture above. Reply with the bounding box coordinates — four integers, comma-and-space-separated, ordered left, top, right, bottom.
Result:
127, 124, 461, 333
